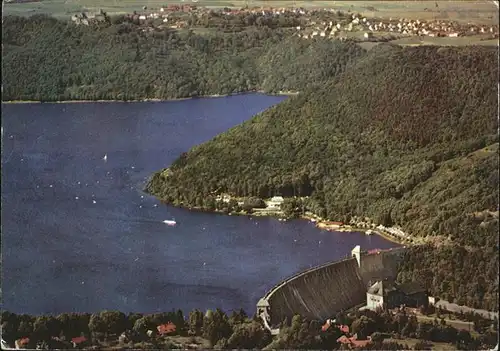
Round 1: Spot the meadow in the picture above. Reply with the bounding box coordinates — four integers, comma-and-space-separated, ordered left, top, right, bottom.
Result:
3, 0, 499, 25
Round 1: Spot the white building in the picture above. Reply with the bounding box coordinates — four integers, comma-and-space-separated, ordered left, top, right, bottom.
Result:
267, 196, 284, 209
366, 281, 386, 310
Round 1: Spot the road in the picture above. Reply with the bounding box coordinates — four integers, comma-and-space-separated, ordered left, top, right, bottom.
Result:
435, 300, 499, 321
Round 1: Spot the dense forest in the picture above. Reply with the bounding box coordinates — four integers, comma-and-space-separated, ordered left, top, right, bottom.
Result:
1, 15, 364, 101
1, 307, 496, 350
146, 44, 499, 310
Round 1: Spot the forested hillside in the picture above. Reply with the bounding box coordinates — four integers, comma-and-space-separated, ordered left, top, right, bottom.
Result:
1, 15, 364, 101
146, 44, 499, 310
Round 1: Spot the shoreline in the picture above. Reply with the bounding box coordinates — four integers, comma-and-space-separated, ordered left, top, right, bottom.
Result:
299, 213, 408, 245
1, 90, 299, 105
162, 200, 408, 246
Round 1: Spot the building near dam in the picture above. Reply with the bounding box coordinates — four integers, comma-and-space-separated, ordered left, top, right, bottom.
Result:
257, 245, 407, 331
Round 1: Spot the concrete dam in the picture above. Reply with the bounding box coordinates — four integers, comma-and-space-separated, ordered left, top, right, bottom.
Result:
257, 245, 406, 329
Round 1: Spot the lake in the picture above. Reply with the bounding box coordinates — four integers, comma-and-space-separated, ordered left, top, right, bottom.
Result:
1, 94, 399, 316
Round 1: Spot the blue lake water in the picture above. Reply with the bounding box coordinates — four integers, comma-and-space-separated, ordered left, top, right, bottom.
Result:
1, 94, 399, 316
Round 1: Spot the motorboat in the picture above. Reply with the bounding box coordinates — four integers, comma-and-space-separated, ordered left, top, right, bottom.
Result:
163, 219, 176, 226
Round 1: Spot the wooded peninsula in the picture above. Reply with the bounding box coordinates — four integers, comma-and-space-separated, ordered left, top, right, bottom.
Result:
2, 14, 498, 317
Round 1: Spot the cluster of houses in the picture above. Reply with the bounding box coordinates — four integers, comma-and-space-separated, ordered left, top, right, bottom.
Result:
322, 321, 374, 349
318, 279, 430, 349
5, 322, 177, 349
84, 3, 498, 41
297, 13, 499, 40
375, 225, 408, 239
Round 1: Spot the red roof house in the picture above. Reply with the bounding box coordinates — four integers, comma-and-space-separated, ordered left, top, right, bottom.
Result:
157, 322, 176, 335
337, 334, 372, 349
339, 324, 350, 334
71, 336, 88, 347
15, 338, 30, 349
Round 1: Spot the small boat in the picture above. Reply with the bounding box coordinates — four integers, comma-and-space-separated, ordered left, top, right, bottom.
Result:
103, 154, 108, 161
163, 219, 176, 226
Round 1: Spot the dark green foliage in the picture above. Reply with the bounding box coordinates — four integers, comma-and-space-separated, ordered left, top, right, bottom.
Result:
146, 43, 499, 310
1, 309, 496, 350
88, 310, 127, 337
32, 316, 62, 341
242, 196, 266, 211
228, 309, 248, 327
56, 313, 90, 339
202, 309, 233, 347
398, 244, 499, 311
281, 197, 305, 218
226, 320, 271, 349
188, 309, 204, 336
2, 15, 364, 102
351, 315, 377, 339
264, 314, 322, 349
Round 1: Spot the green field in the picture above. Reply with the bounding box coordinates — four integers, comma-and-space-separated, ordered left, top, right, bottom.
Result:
389, 35, 499, 47
3, 0, 499, 25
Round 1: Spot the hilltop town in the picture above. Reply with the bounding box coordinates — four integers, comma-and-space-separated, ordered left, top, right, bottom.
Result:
72, 4, 499, 43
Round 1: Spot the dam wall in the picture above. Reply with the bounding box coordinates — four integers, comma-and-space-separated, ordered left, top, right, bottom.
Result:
261, 257, 366, 325
258, 245, 408, 328
355, 247, 406, 287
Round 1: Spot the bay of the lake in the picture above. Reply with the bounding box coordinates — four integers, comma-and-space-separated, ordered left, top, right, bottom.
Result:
1, 94, 399, 316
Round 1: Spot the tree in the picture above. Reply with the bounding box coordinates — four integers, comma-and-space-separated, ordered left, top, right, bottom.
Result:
33, 316, 61, 341
351, 316, 377, 339
57, 313, 89, 339
88, 311, 127, 338
188, 309, 204, 336
319, 322, 341, 349
1, 312, 20, 342
202, 309, 232, 347
132, 317, 149, 337
228, 309, 247, 326
226, 320, 271, 349
281, 197, 304, 218
242, 197, 266, 211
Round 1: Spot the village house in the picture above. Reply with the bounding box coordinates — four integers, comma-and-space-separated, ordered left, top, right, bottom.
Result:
337, 334, 372, 349
366, 280, 428, 310
321, 319, 350, 334
71, 336, 88, 348
157, 322, 176, 336
215, 194, 231, 203
266, 196, 284, 209
14, 338, 29, 349
71, 10, 106, 26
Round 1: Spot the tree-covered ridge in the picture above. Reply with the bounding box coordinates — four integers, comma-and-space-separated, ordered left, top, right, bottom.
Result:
146, 44, 499, 310
398, 244, 499, 311
1, 15, 365, 101
147, 44, 498, 246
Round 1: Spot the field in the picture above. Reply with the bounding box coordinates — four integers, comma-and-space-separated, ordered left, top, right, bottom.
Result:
389, 34, 499, 46
3, 0, 499, 25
